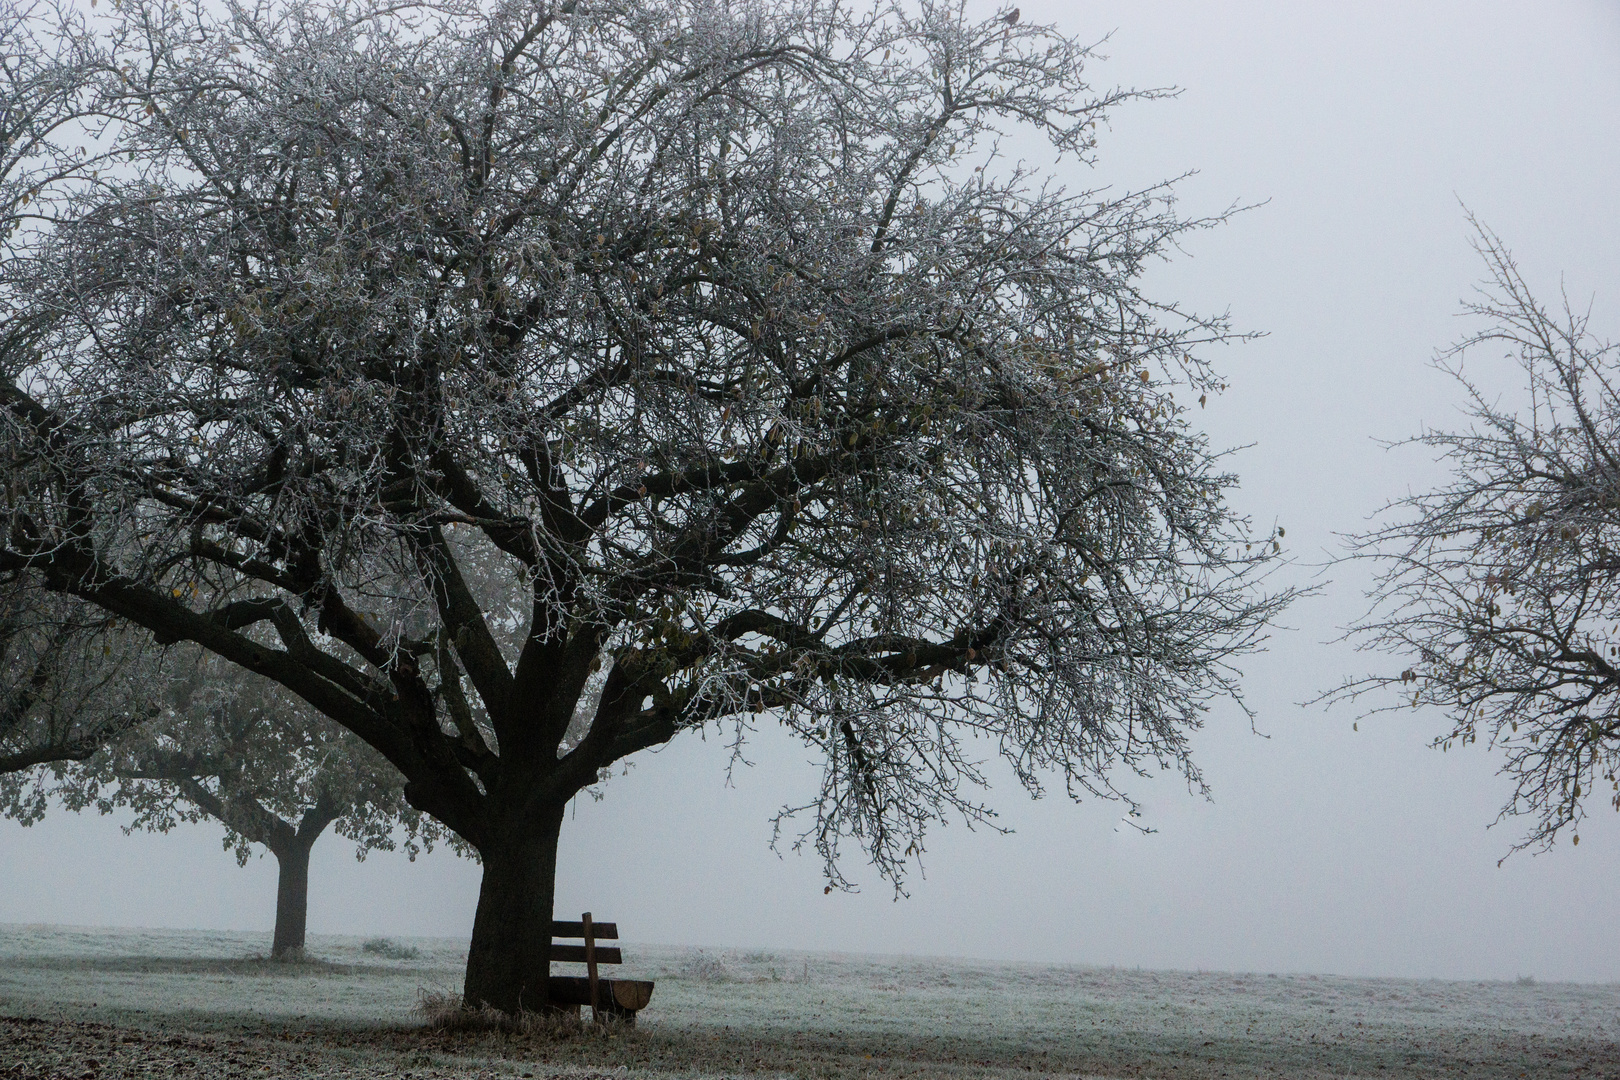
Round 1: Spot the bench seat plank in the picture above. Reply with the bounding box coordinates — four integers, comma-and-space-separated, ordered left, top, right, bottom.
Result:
548, 975, 655, 1012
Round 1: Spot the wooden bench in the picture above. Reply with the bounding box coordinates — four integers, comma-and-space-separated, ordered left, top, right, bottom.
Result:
547, 913, 655, 1023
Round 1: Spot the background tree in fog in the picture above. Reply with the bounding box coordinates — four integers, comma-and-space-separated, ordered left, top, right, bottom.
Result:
0, 575, 160, 775
0, 0, 1291, 1012
6, 649, 460, 958
1339, 220, 1620, 854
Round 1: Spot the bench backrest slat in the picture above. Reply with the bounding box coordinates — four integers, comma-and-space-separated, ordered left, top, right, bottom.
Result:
550, 944, 623, 964
551, 920, 619, 940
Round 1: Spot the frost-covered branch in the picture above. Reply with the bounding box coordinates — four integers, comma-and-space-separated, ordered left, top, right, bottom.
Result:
1334, 218, 1620, 855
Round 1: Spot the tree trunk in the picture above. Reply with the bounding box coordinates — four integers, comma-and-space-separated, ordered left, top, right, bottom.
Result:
462, 801, 567, 1013
270, 835, 316, 958
268, 800, 338, 959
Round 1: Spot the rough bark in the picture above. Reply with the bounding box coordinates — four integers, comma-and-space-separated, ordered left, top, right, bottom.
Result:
270, 837, 314, 958
462, 801, 567, 1013
266, 799, 340, 958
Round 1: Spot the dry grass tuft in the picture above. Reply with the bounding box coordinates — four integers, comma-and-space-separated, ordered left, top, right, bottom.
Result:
360, 937, 422, 961
415, 989, 628, 1038
676, 948, 729, 983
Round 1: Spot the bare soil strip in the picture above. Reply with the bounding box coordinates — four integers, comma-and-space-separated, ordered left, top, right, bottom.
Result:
5, 1009, 1620, 1080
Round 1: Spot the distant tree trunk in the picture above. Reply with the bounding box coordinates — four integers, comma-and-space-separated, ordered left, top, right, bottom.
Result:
165, 776, 344, 959
264, 799, 339, 959
270, 837, 315, 957
462, 801, 567, 1013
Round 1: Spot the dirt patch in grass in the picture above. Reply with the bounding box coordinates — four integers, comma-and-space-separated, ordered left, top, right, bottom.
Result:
0, 1013, 636, 1080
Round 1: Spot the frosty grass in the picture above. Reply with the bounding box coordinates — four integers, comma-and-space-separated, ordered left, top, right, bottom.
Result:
1, 923, 1617, 1078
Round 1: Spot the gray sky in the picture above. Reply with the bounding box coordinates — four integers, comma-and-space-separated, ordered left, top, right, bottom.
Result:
5, 0, 1620, 983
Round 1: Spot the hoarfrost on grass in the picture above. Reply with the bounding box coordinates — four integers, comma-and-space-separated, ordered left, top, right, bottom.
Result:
360, 937, 423, 961
2, 924, 1618, 1078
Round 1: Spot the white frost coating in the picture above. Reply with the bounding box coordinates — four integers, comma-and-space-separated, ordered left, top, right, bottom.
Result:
0, 924, 1614, 1077
0, 0, 1291, 892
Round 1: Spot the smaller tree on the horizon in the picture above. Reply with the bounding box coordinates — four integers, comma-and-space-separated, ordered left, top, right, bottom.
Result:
1338, 220, 1620, 854
5, 649, 463, 957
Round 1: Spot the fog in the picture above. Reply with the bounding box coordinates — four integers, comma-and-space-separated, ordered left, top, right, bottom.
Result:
4, 0, 1619, 983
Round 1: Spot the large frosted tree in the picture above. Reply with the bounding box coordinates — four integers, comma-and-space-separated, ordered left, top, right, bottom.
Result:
0, 0, 1289, 1011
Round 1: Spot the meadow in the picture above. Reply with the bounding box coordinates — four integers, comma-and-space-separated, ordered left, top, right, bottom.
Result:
0, 923, 1615, 1079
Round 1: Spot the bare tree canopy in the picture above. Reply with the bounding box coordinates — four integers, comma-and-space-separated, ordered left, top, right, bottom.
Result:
1337, 220, 1620, 856
0, 2, 98, 221
0, 0, 1289, 1011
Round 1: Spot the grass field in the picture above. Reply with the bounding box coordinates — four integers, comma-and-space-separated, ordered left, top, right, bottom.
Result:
1, 923, 1616, 1078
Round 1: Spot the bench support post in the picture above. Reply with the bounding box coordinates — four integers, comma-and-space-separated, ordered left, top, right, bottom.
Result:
582, 911, 600, 1025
